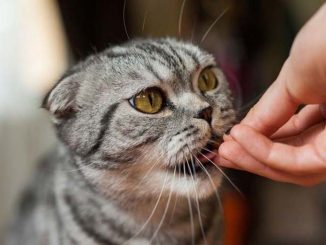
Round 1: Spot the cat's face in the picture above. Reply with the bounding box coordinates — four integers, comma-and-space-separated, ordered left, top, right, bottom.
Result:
44, 38, 235, 200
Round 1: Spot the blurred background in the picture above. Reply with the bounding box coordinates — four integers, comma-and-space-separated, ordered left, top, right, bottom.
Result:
0, 0, 326, 244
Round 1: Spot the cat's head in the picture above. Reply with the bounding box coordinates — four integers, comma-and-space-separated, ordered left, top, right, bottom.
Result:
43, 38, 235, 200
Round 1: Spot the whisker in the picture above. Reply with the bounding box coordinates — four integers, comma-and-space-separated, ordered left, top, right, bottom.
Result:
128, 154, 164, 193
236, 91, 265, 123
62, 159, 98, 173
236, 91, 265, 119
190, 16, 198, 43
123, 169, 170, 243
191, 152, 224, 217
178, 0, 187, 36
207, 139, 223, 146
182, 160, 195, 245
207, 138, 222, 143
201, 147, 218, 155
186, 157, 208, 245
150, 166, 176, 242
169, 164, 181, 224
123, 0, 130, 40
200, 7, 229, 43
141, 2, 149, 33
197, 151, 243, 197
237, 91, 264, 113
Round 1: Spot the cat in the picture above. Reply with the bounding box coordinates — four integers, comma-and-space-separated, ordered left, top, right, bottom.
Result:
6, 38, 235, 245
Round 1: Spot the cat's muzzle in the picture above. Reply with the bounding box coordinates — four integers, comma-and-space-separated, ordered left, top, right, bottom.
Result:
171, 134, 222, 176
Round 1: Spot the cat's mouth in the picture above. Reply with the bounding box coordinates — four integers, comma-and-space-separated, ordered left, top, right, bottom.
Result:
170, 135, 222, 176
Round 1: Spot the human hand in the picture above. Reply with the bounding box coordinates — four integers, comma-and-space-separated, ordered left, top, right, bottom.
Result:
215, 3, 326, 186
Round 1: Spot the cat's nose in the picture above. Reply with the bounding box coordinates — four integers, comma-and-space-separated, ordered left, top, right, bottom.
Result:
195, 106, 213, 124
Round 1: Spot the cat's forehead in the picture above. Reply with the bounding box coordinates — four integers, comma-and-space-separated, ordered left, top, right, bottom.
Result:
71, 39, 217, 103
100, 39, 216, 96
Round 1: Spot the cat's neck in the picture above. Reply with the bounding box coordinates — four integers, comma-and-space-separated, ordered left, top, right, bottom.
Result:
54, 150, 220, 244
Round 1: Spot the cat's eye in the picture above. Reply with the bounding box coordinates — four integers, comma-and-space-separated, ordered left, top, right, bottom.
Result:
131, 87, 164, 114
198, 68, 218, 92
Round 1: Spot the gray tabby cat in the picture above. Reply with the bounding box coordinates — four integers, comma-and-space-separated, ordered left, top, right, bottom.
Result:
7, 38, 235, 245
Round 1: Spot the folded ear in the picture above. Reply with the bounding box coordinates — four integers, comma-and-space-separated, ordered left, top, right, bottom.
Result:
42, 74, 80, 121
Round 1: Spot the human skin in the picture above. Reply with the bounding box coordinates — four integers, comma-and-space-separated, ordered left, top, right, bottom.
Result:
215, 3, 326, 186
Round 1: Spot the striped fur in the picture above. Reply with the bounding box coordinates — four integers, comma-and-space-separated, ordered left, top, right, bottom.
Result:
7, 38, 235, 245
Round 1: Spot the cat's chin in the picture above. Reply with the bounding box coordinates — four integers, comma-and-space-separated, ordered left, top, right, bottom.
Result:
158, 136, 223, 199
174, 165, 222, 200
150, 161, 222, 200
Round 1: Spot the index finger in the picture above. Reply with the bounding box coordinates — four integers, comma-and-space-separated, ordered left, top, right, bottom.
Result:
241, 60, 300, 136
230, 124, 326, 174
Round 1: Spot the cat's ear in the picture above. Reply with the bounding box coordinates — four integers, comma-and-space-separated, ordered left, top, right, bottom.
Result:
42, 74, 80, 120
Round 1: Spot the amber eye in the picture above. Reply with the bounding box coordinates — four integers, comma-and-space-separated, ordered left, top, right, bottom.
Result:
132, 87, 164, 114
198, 68, 218, 92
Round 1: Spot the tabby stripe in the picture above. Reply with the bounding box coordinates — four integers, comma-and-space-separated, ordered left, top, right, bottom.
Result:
137, 46, 171, 68
150, 43, 184, 79
115, 125, 151, 140
110, 50, 169, 80
69, 158, 100, 193
178, 47, 200, 66
102, 154, 135, 164
127, 135, 160, 149
140, 52, 171, 69
145, 63, 163, 81
173, 125, 195, 137
52, 192, 65, 245
104, 51, 131, 59
100, 136, 159, 164
106, 50, 168, 71
164, 43, 187, 71
158, 44, 184, 79
63, 194, 117, 245
87, 103, 119, 156
137, 43, 177, 70
67, 236, 79, 245
157, 39, 198, 69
